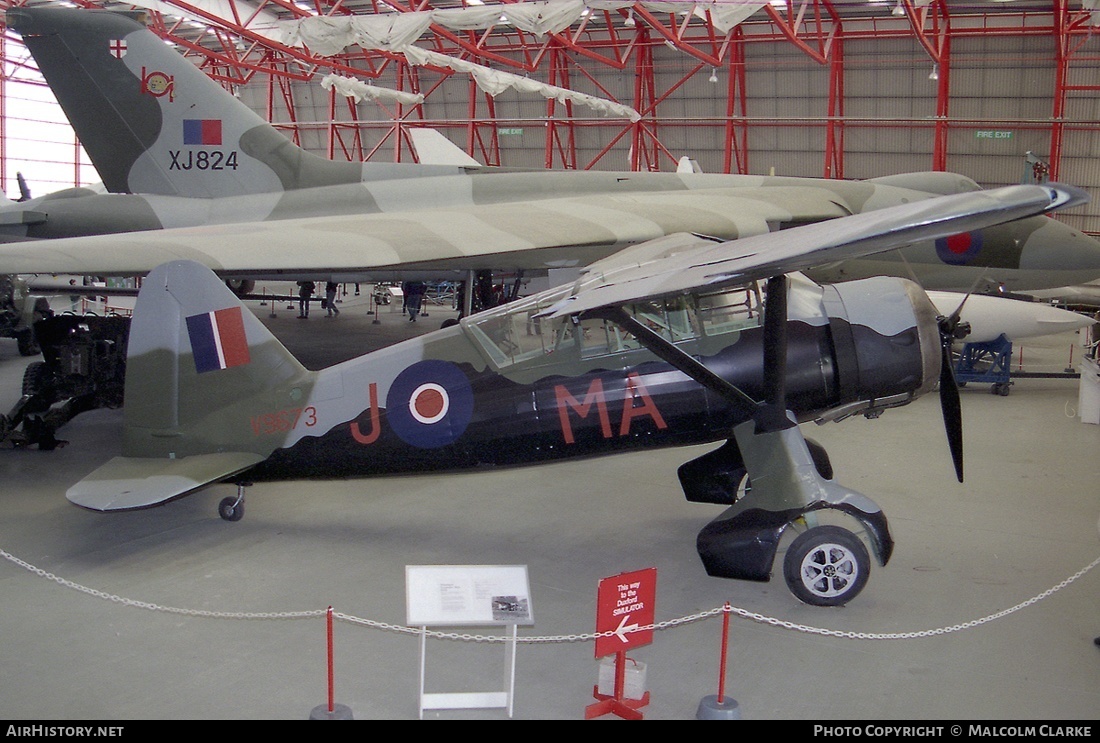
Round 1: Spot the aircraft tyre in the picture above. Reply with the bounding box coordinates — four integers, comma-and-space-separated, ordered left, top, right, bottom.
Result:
782, 525, 870, 607
225, 279, 256, 298
21, 360, 48, 397
16, 328, 39, 357
218, 496, 244, 522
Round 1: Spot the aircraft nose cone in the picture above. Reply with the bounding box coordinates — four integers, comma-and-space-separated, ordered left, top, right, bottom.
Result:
1018, 217, 1100, 287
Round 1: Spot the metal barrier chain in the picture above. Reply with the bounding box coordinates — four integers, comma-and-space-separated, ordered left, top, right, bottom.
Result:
0, 547, 324, 621
3, 546, 1098, 643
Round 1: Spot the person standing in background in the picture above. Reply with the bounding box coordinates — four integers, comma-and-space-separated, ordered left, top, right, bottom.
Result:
297, 280, 315, 319
325, 281, 340, 317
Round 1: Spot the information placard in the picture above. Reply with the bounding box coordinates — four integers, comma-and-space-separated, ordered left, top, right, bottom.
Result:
594, 567, 656, 658
406, 564, 534, 627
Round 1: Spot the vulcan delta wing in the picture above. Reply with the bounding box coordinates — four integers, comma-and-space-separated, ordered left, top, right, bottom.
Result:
1, 5, 1099, 296
66, 182, 1081, 607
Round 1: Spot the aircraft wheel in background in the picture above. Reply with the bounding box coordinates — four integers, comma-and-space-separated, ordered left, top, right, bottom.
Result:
21, 360, 48, 396
16, 328, 39, 357
218, 496, 244, 522
225, 279, 256, 298
782, 525, 870, 607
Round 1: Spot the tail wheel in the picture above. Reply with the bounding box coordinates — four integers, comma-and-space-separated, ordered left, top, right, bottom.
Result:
218, 496, 244, 522
782, 525, 870, 607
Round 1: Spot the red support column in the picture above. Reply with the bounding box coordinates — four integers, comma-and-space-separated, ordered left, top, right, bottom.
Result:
824, 37, 844, 179
545, 47, 578, 170
931, 36, 950, 173
2, 31, 7, 193
899, 0, 952, 172
724, 31, 749, 176
327, 84, 336, 161
631, 40, 659, 171
1050, 0, 1072, 182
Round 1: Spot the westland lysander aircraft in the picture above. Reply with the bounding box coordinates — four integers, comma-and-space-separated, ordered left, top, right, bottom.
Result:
0, 5, 1098, 299
66, 181, 1082, 606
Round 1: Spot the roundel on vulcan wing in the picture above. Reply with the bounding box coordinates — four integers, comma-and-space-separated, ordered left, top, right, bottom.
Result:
935, 231, 984, 265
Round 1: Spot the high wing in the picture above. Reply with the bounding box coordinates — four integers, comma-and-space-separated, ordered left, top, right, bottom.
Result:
543, 183, 1086, 319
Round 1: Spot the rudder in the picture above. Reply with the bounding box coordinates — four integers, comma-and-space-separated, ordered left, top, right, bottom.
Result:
8, 6, 363, 197
67, 260, 305, 511
123, 260, 309, 459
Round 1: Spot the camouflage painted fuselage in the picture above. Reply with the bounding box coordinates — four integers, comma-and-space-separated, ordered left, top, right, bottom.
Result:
119, 269, 938, 487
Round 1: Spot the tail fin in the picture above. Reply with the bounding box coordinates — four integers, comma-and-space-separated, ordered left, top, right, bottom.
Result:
68, 260, 310, 510
8, 6, 364, 198
409, 128, 482, 168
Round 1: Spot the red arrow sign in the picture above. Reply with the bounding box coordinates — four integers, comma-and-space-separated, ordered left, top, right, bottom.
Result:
594, 567, 656, 658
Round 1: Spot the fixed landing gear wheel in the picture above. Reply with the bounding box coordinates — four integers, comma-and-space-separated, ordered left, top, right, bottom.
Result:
16, 328, 39, 357
783, 525, 870, 607
218, 496, 244, 522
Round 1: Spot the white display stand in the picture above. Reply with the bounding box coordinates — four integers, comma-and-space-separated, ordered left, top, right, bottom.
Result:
1079, 357, 1100, 425
406, 565, 534, 719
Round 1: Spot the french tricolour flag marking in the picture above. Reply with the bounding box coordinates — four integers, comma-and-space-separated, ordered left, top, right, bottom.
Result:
183, 119, 222, 146
186, 307, 251, 374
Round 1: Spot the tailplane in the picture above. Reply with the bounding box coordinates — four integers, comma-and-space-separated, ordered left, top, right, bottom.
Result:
409, 128, 482, 168
8, 6, 366, 198
67, 260, 309, 510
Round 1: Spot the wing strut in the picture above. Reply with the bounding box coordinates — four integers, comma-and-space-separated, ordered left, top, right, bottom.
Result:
755, 275, 797, 434
583, 306, 759, 418
762, 275, 787, 410
584, 274, 795, 427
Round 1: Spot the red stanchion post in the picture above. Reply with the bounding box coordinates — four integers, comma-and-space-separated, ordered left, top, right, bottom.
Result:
695, 602, 741, 720
717, 602, 730, 704
327, 606, 335, 713
309, 606, 353, 720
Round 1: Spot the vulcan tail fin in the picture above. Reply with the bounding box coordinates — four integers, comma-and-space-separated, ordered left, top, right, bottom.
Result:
67, 260, 310, 510
7, 6, 371, 198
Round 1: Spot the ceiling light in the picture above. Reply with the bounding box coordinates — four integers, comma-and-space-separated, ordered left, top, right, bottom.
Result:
929, 63, 939, 81
624, 9, 635, 28
893, 1, 905, 16
708, 68, 718, 83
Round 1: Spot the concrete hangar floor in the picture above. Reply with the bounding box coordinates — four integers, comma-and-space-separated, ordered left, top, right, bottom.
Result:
0, 286, 1097, 721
